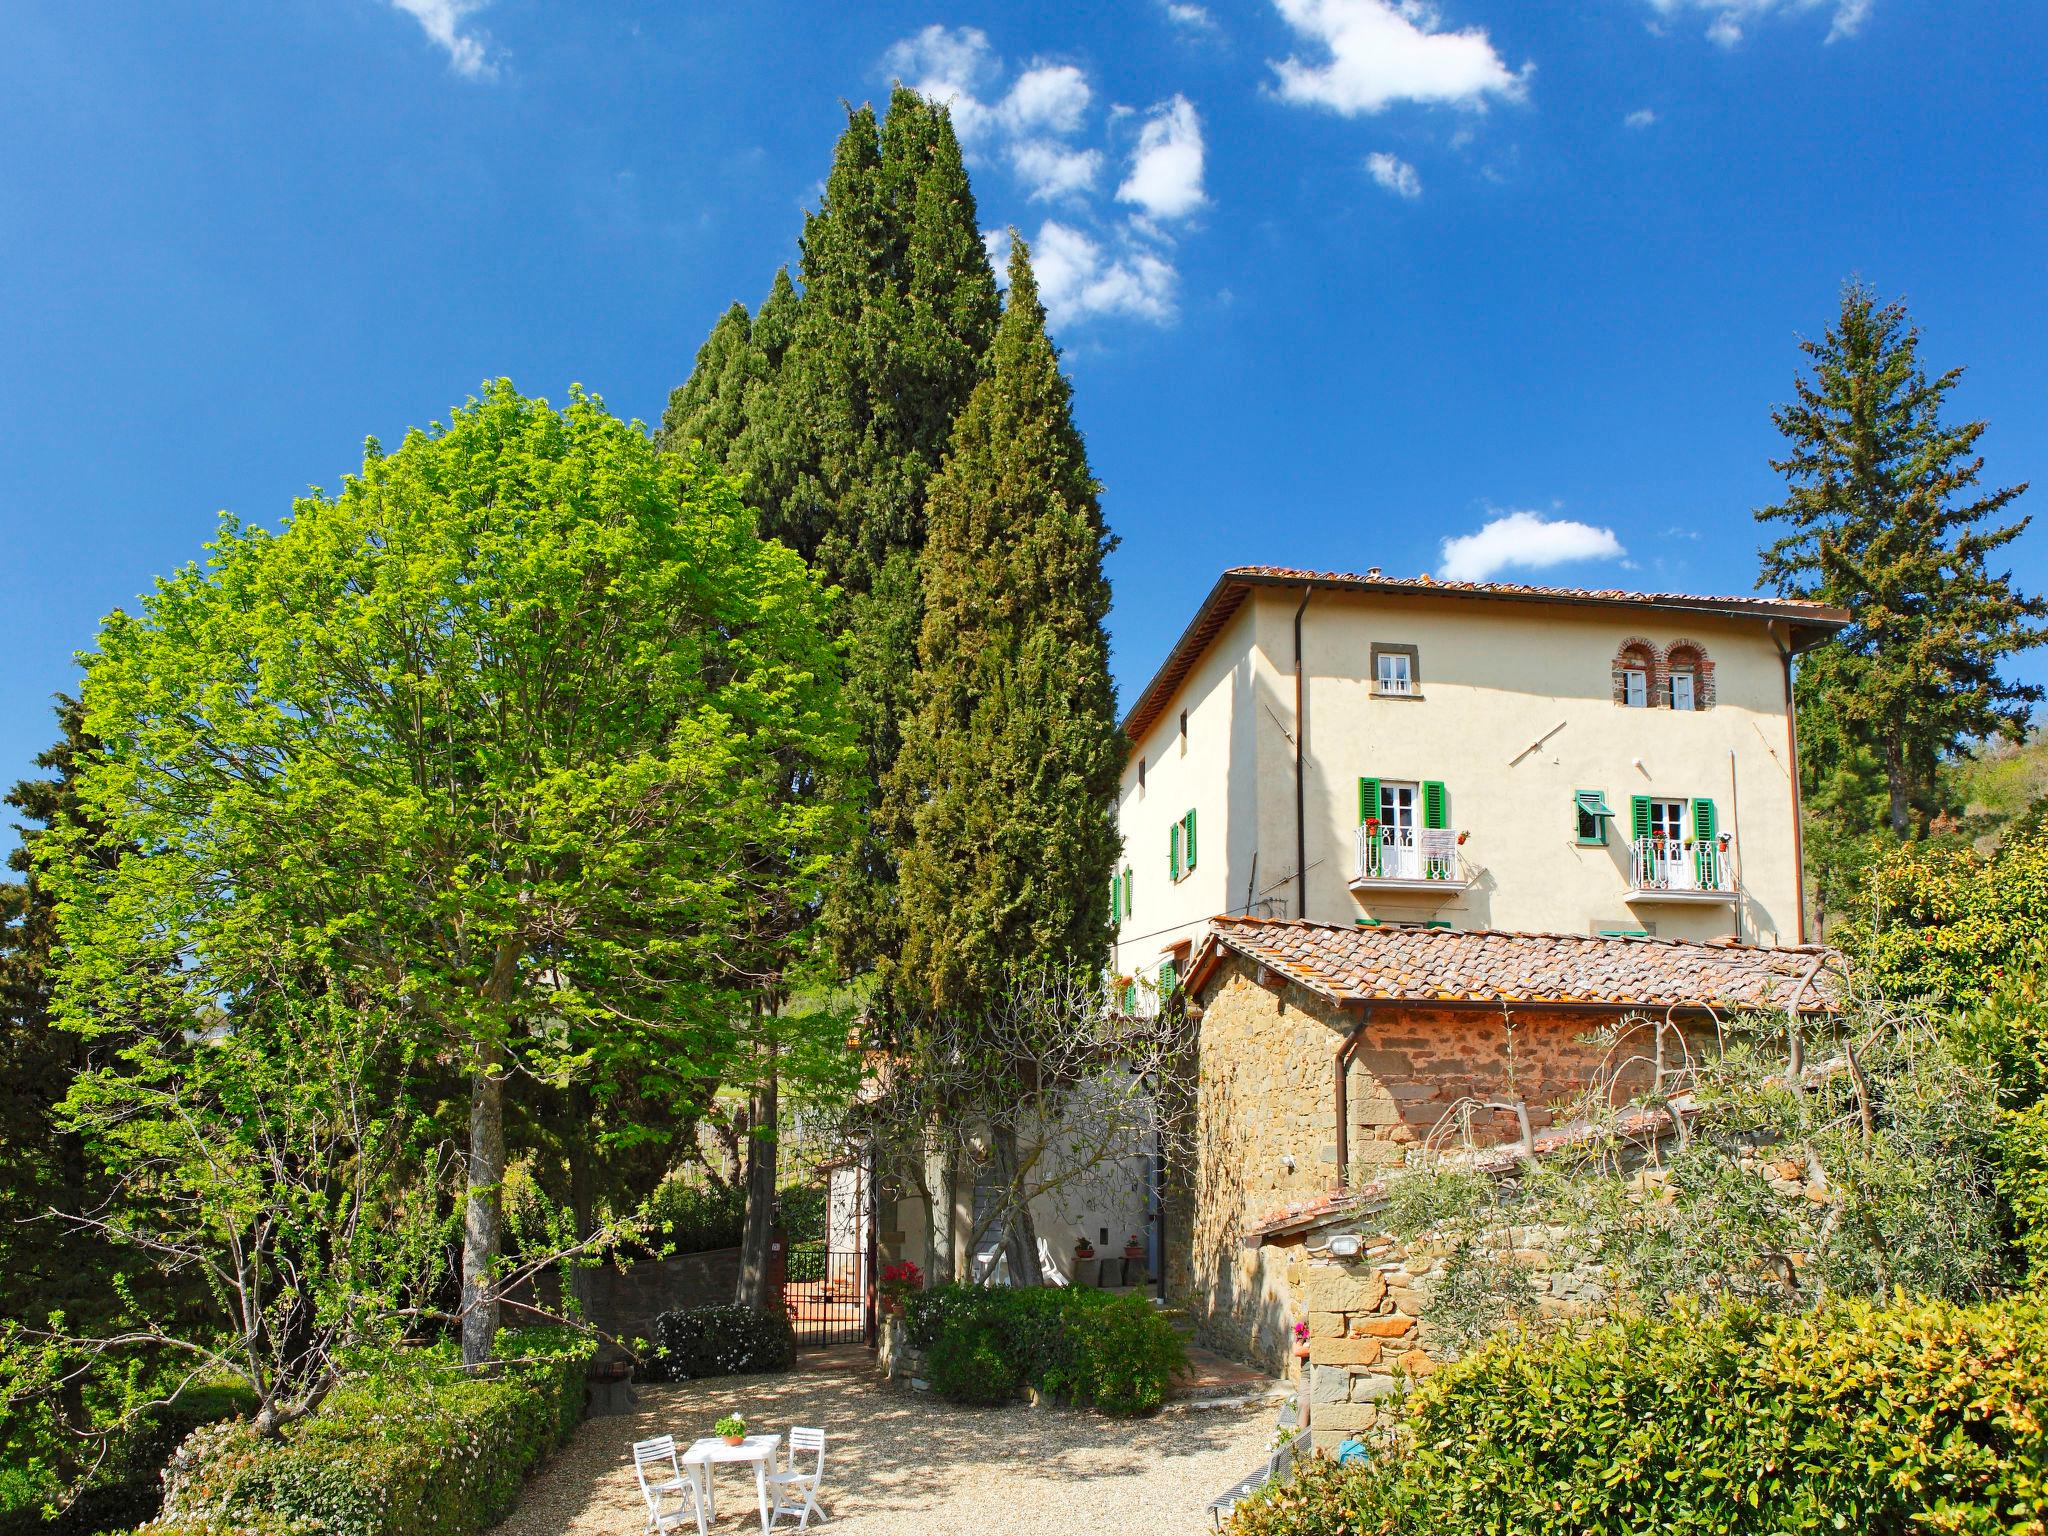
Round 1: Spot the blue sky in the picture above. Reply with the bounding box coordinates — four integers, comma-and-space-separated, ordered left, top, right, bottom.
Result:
3, 0, 2046, 829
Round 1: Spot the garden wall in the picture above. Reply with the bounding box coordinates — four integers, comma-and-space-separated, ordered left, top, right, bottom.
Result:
506, 1246, 742, 1353
1294, 1224, 1604, 1453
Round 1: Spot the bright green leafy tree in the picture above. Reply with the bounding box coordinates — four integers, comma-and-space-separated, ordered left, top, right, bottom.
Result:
884, 238, 1124, 1283
1758, 282, 2046, 843
48, 382, 860, 1366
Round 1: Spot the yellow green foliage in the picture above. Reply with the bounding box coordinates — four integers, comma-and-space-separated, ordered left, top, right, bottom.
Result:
1229, 1293, 2048, 1536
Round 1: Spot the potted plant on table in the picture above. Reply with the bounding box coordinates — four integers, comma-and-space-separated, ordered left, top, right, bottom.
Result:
1123, 1234, 1145, 1263
1074, 1236, 1096, 1261
715, 1413, 747, 1446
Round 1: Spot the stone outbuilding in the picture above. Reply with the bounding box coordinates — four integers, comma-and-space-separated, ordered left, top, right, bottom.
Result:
1163, 916, 1836, 1382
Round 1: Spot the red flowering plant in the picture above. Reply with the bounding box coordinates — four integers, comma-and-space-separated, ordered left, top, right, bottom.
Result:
879, 1260, 922, 1310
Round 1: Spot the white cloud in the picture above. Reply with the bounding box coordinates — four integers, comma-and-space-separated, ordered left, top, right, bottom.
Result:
993, 220, 1178, 326
880, 31, 1094, 143
1365, 151, 1421, 197
1636, 0, 1872, 46
1163, 1, 1217, 29
387, 0, 497, 78
1116, 95, 1207, 219
1011, 139, 1104, 201
1624, 107, 1659, 128
884, 27, 1201, 331
1438, 510, 1626, 582
1269, 0, 1528, 116
1002, 64, 1093, 135
882, 25, 1000, 134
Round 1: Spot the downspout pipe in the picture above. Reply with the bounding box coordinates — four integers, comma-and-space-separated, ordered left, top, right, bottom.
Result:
1294, 587, 1311, 920
1332, 1008, 1371, 1187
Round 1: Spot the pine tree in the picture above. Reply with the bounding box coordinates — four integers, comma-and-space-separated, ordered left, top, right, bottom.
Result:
1758, 282, 2047, 837
884, 237, 1123, 1284
0, 698, 111, 1328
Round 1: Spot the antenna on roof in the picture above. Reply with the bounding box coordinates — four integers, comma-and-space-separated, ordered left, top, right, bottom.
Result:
1366, 567, 1382, 579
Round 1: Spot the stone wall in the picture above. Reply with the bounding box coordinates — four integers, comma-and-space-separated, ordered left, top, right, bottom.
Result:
1171, 951, 1672, 1371
1297, 1223, 1604, 1453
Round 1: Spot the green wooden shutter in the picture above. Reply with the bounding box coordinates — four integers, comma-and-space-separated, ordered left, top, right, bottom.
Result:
1692, 797, 1717, 843
1693, 798, 1718, 886
1184, 809, 1198, 872
1123, 868, 1134, 918
1110, 877, 1120, 922
1358, 777, 1382, 824
1422, 780, 1449, 830
1630, 795, 1652, 841
1169, 821, 1181, 881
1159, 958, 1178, 1000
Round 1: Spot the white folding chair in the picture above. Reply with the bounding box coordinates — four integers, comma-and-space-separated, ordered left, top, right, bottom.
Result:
633, 1435, 708, 1536
767, 1425, 826, 1530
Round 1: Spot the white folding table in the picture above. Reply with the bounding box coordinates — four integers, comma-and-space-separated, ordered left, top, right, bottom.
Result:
681, 1433, 782, 1534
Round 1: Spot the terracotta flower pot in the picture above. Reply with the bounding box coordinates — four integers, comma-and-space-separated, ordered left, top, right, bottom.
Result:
1293, 1342, 1312, 1359
723, 1434, 745, 1446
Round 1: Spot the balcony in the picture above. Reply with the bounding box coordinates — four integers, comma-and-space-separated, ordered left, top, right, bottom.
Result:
1349, 825, 1474, 900
1626, 837, 1736, 905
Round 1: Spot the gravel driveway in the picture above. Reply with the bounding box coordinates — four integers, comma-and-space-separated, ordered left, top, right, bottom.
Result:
490, 1350, 1277, 1536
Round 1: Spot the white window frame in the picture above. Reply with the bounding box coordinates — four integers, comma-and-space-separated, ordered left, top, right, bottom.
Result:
1375, 651, 1414, 696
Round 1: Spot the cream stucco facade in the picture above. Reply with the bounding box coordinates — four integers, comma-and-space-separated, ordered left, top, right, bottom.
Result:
1112, 571, 1845, 989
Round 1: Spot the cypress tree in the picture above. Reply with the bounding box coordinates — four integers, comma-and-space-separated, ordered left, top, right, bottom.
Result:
1758, 282, 2047, 837
884, 237, 1123, 1283
656, 91, 1002, 1291
662, 88, 999, 971
657, 301, 755, 459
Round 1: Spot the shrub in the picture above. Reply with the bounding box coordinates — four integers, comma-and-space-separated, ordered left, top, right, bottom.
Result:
1220, 1454, 1400, 1536
140, 1327, 592, 1536
0, 1383, 256, 1536
1226, 1292, 2048, 1536
640, 1306, 795, 1382
903, 1285, 1184, 1417
637, 1178, 745, 1257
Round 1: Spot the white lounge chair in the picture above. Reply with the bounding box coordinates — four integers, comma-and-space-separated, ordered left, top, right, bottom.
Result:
633, 1434, 709, 1536
767, 1425, 826, 1530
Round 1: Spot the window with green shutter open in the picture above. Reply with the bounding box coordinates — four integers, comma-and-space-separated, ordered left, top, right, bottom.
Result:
1575, 790, 1613, 845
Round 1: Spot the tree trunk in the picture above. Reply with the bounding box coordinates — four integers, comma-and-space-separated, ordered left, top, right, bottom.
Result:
931, 1143, 957, 1285
1884, 735, 1911, 836
460, 1048, 505, 1366
990, 1120, 1042, 1286
735, 1034, 779, 1309
566, 1081, 596, 1322
461, 941, 521, 1368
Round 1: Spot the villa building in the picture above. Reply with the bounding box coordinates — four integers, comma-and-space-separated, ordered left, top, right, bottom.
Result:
1112, 567, 1849, 1003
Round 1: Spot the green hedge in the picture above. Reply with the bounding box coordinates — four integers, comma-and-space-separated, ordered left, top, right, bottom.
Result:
640, 1306, 795, 1382
135, 1328, 593, 1536
1227, 1292, 2048, 1536
903, 1284, 1185, 1417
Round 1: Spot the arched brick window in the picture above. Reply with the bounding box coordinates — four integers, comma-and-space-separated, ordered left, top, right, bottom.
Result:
1663, 640, 1714, 711
1612, 639, 1661, 708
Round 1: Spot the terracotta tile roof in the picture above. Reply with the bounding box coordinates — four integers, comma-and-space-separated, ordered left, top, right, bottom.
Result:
1187, 916, 1839, 1015
1223, 565, 1849, 619
1119, 566, 1849, 745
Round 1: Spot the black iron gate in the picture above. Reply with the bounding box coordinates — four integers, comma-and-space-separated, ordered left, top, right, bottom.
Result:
784, 1146, 877, 1349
